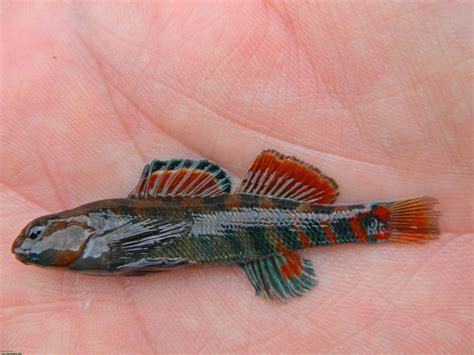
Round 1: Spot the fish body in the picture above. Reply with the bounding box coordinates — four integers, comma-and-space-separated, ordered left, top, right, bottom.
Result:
12, 150, 440, 301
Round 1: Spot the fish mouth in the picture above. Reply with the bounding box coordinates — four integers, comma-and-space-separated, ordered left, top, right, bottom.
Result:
11, 234, 32, 264
12, 246, 31, 264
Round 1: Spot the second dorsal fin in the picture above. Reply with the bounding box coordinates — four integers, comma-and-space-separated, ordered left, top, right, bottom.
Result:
129, 159, 232, 199
236, 149, 338, 204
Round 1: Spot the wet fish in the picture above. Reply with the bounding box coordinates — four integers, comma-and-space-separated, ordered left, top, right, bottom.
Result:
12, 150, 440, 302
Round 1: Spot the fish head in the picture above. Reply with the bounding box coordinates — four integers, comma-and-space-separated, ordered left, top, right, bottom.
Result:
12, 213, 96, 268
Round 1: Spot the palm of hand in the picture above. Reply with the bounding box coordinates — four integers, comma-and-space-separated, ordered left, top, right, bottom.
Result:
1, 2, 472, 353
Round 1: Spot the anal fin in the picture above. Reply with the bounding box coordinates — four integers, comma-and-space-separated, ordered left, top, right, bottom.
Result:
240, 252, 317, 302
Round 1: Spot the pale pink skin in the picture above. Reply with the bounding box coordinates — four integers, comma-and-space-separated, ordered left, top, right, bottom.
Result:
1, 2, 472, 353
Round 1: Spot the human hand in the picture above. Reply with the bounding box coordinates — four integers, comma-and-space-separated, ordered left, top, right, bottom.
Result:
1, 2, 472, 353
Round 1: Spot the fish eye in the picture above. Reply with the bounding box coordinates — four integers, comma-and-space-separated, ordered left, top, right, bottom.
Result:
28, 225, 45, 240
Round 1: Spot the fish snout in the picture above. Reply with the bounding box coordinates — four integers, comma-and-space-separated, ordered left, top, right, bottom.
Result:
13, 248, 29, 263
11, 234, 30, 263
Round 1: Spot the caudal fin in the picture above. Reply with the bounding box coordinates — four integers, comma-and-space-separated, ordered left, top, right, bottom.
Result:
374, 197, 441, 243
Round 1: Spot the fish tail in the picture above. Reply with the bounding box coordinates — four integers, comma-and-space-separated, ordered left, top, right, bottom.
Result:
371, 196, 441, 243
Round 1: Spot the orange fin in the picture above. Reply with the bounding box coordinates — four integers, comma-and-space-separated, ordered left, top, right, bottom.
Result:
237, 149, 338, 204
375, 197, 441, 243
129, 159, 231, 199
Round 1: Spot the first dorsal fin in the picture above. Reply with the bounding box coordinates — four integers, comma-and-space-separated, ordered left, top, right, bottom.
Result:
237, 149, 338, 204
129, 159, 232, 199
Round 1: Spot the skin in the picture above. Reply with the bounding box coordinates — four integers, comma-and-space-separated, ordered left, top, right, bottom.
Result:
0, 1, 472, 353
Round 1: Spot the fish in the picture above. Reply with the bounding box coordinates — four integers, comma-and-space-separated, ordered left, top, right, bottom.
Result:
11, 149, 440, 302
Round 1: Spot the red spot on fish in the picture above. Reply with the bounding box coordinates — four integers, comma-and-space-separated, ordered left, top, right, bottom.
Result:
372, 205, 391, 222
275, 241, 303, 279
224, 194, 242, 208
281, 264, 291, 279
275, 242, 287, 254
258, 197, 276, 209
350, 216, 368, 242
297, 230, 312, 248
289, 253, 303, 274
322, 224, 338, 244
375, 230, 391, 241
281, 252, 303, 280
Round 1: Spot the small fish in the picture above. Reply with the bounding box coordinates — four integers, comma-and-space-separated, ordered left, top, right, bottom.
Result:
12, 150, 440, 302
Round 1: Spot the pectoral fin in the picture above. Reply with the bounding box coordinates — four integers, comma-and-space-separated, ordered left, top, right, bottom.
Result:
240, 252, 317, 302
116, 257, 189, 274
105, 220, 191, 265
